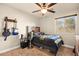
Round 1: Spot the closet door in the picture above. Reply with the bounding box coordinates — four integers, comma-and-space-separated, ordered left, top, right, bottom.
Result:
76, 35, 79, 55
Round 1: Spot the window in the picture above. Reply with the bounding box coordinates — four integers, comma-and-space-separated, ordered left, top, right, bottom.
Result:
55, 14, 77, 34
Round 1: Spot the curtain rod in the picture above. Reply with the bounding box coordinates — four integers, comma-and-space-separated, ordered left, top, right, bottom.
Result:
55, 14, 77, 20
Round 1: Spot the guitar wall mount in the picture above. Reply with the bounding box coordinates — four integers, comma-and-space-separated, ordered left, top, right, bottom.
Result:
2, 17, 17, 41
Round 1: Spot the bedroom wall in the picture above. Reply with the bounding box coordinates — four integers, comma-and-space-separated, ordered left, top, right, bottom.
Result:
39, 3, 78, 48
39, 15, 55, 34
0, 4, 39, 52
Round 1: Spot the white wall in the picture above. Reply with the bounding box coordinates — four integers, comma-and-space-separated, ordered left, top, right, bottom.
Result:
39, 15, 55, 34
40, 3, 78, 47
0, 4, 39, 51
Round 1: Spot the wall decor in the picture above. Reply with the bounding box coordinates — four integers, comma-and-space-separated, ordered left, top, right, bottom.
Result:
2, 17, 18, 41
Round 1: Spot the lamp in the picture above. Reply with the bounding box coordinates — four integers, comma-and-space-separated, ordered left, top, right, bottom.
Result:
41, 9, 47, 14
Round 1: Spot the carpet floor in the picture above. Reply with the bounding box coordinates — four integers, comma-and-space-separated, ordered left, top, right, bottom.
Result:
0, 46, 75, 56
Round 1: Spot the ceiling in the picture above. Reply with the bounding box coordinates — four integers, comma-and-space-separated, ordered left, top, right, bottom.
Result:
4, 3, 79, 18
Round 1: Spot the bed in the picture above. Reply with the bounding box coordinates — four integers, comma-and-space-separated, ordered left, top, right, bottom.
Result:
31, 34, 64, 55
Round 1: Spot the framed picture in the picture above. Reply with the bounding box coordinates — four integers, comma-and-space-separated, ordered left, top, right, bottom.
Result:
55, 14, 77, 34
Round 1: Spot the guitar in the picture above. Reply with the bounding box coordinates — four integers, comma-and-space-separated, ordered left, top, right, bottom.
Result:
12, 20, 18, 35
12, 27, 18, 35
2, 17, 11, 41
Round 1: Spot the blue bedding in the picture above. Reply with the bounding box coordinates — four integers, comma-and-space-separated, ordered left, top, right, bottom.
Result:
46, 35, 60, 40
39, 34, 60, 41
32, 34, 64, 55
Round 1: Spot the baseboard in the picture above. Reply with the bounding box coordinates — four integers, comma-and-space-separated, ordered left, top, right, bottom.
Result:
63, 44, 74, 49
0, 45, 20, 54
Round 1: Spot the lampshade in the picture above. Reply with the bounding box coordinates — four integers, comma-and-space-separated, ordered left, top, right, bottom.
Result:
41, 9, 47, 14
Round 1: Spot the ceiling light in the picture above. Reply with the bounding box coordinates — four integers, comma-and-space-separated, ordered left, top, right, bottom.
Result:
41, 9, 47, 14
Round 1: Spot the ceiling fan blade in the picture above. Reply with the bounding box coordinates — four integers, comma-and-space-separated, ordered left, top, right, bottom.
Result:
47, 10, 55, 13
35, 3, 41, 8
32, 10, 40, 13
48, 3, 56, 8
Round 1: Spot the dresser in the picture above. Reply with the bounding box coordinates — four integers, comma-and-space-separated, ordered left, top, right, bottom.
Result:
75, 35, 79, 55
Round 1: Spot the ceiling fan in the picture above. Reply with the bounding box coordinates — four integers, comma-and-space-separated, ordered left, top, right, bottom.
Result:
32, 3, 56, 15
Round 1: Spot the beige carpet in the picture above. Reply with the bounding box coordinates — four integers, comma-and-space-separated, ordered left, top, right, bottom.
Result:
0, 46, 75, 56
57, 46, 74, 56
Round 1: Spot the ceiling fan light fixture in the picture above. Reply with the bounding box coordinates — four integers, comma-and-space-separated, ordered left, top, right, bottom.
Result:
41, 9, 47, 14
